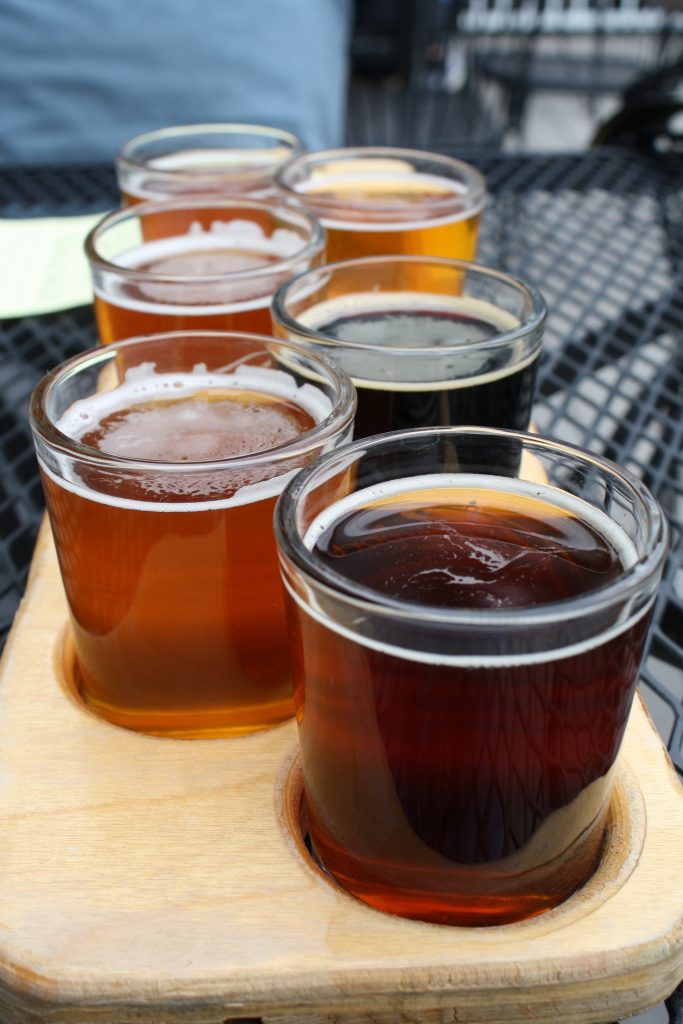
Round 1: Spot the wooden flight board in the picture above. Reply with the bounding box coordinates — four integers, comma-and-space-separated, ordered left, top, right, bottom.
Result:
0, 521, 681, 1024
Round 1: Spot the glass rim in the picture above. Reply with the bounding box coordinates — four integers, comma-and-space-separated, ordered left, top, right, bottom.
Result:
275, 426, 669, 628
271, 254, 547, 357
274, 145, 487, 220
116, 122, 305, 183
30, 330, 356, 473
84, 196, 325, 285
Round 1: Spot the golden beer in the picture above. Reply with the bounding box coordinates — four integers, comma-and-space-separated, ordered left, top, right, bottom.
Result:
276, 148, 486, 263
117, 123, 304, 203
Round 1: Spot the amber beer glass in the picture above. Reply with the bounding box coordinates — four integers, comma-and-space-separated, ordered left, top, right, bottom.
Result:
275, 147, 486, 263
272, 256, 545, 440
116, 123, 304, 203
275, 428, 667, 925
85, 197, 324, 343
30, 331, 355, 737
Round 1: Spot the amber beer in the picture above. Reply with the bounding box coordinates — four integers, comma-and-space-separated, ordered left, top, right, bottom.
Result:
117, 123, 304, 204
30, 332, 355, 737
276, 148, 486, 263
85, 198, 324, 344
275, 429, 667, 924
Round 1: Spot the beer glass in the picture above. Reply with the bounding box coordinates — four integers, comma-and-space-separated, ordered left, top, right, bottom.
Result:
275, 147, 486, 263
275, 427, 667, 925
85, 197, 324, 343
117, 123, 304, 203
272, 256, 546, 439
30, 331, 355, 737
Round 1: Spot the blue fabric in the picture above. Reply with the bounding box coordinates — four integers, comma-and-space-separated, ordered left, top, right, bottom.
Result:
0, 0, 351, 166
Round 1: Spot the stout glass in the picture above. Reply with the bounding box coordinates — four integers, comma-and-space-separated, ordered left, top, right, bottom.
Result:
117, 123, 304, 203
272, 256, 546, 439
275, 427, 667, 925
275, 147, 486, 263
30, 331, 355, 737
85, 197, 324, 343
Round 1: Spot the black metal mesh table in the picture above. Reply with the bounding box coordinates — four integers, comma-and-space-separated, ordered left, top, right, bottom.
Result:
0, 149, 681, 1024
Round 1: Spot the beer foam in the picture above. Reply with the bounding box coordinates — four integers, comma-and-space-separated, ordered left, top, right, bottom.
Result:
301, 169, 463, 197
297, 171, 483, 230
291, 473, 646, 668
293, 291, 533, 390
117, 221, 303, 265
300, 291, 519, 339
47, 365, 332, 512
148, 146, 293, 171
95, 222, 305, 314
308, 158, 419, 180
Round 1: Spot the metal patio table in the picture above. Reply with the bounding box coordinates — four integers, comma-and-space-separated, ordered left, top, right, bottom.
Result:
0, 148, 681, 1024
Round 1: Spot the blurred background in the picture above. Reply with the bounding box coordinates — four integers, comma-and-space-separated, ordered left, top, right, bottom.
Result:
1, 0, 683, 167
347, 0, 683, 152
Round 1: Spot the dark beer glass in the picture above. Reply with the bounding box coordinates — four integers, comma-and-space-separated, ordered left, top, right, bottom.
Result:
272, 256, 546, 439
86, 197, 324, 343
30, 331, 355, 737
117, 123, 304, 203
275, 428, 668, 925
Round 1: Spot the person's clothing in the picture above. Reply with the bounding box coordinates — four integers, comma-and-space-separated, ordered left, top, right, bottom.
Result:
0, 0, 351, 166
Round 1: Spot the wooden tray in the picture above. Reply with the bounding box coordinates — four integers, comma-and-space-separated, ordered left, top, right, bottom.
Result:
0, 522, 681, 1024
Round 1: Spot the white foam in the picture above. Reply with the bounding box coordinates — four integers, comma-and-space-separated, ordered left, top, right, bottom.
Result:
148, 146, 292, 171
301, 170, 464, 195
297, 171, 484, 230
94, 286, 272, 317
46, 366, 332, 512
318, 212, 480, 232
94, 222, 305, 314
115, 221, 302, 267
126, 150, 290, 200
291, 473, 647, 667
293, 291, 533, 391
300, 291, 519, 334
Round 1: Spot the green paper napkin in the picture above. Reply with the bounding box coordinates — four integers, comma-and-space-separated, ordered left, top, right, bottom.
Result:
0, 213, 104, 319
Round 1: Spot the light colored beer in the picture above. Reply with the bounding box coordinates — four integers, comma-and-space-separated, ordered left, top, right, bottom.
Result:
121, 147, 298, 204
42, 366, 330, 736
302, 171, 480, 262
277, 152, 486, 263
117, 123, 304, 203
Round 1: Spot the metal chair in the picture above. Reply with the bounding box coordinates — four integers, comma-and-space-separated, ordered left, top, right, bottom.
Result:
461, 0, 683, 136
346, 0, 506, 147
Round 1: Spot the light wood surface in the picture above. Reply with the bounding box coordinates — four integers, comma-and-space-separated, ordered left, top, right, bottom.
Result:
0, 521, 681, 1024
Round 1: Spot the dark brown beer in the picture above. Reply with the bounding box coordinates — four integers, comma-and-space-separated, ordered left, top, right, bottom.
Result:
298, 294, 537, 437
286, 479, 647, 924
43, 370, 326, 736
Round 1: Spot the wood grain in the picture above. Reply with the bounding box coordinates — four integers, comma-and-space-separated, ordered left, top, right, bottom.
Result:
0, 521, 681, 1024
